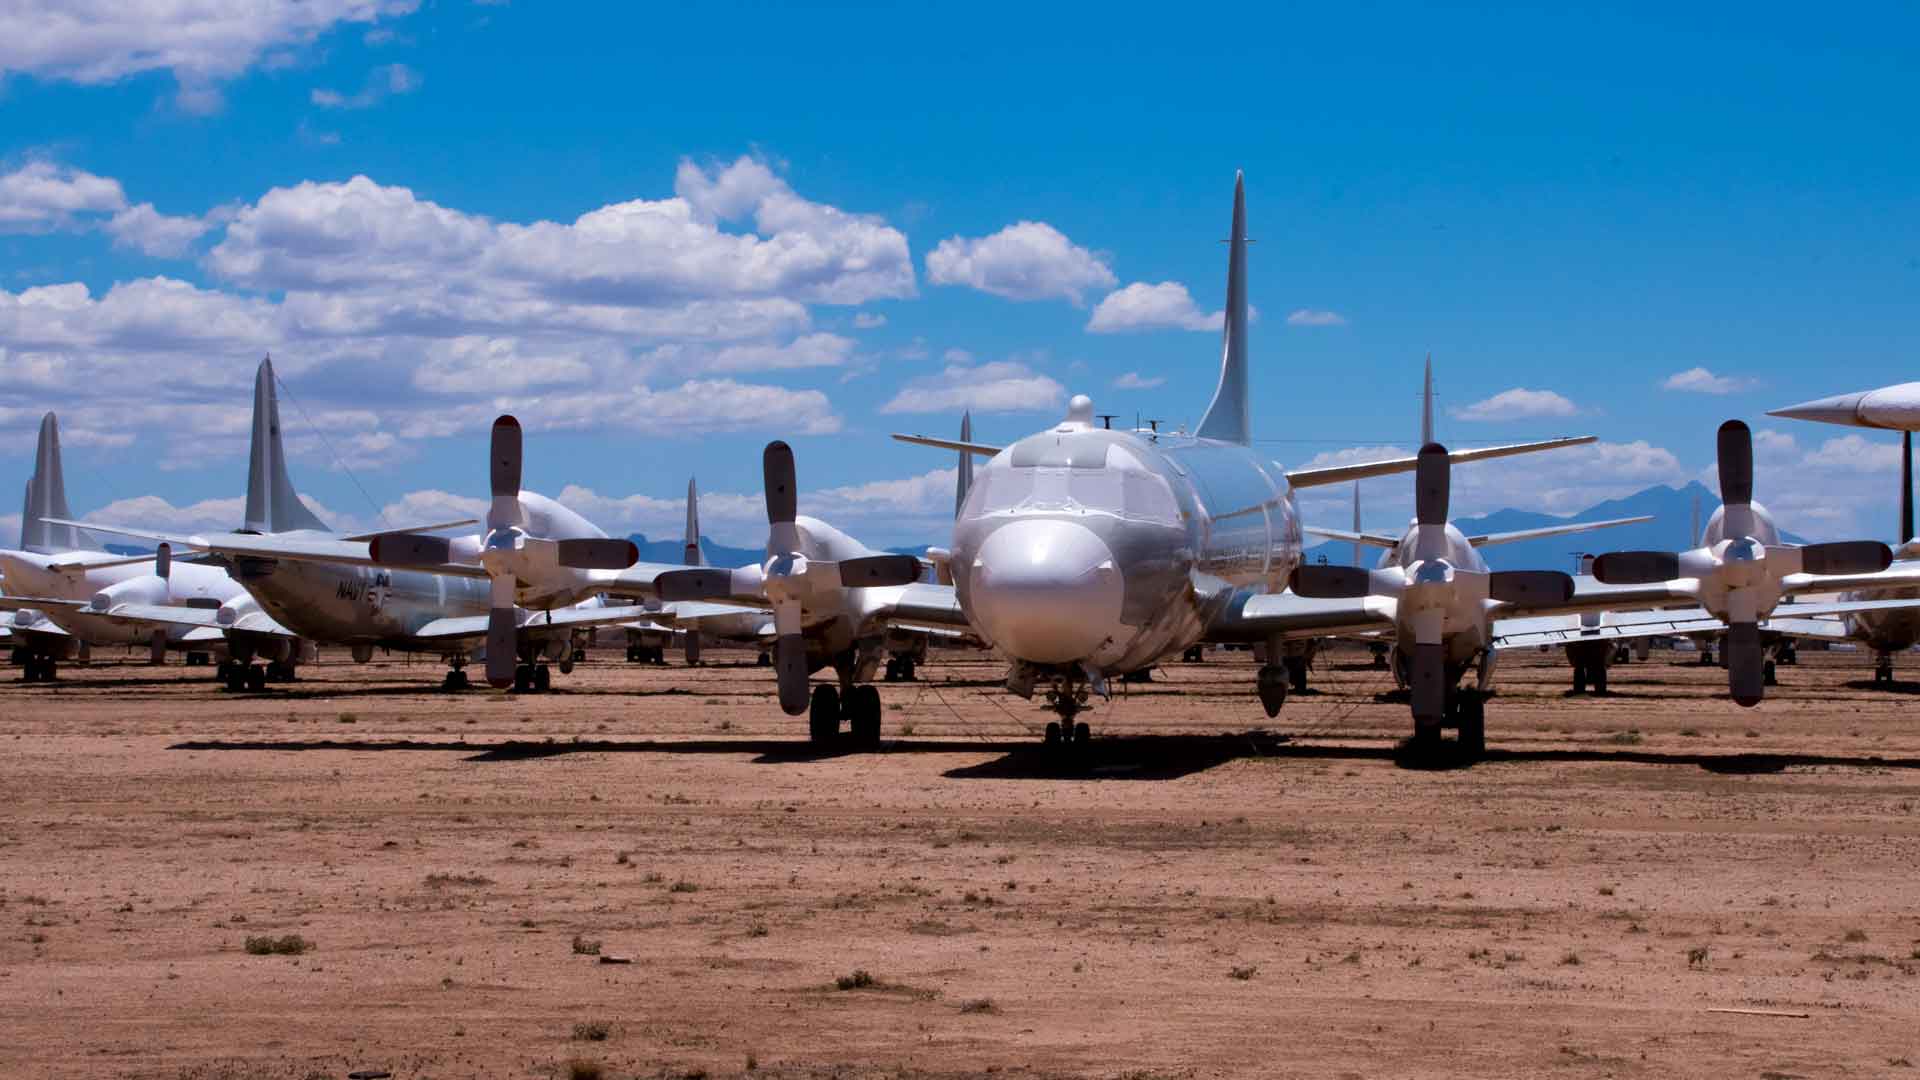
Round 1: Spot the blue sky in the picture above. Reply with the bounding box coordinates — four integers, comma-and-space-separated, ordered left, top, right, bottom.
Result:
2, 2, 1917, 546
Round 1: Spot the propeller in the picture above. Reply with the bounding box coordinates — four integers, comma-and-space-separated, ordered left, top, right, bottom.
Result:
658, 441, 922, 715
1594, 419, 1892, 706
365, 415, 637, 689
1295, 442, 1573, 727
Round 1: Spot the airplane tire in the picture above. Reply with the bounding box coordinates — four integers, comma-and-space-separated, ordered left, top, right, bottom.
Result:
1044, 721, 1061, 745
513, 665, 531, 693
245, 666, 267, 693
559, 656, 574, 675
1286, 656, 1309, 694
758, 652, 772, 667
1457, 697, 1486, 758
533, 664, 551, 692
1591, 666, 1607, 695
899, 657, 916, 682
808, 685, 841, 744
1571, 664, 1587, 694
1073, 721, 1091, 744
1763, 660, 1777, 687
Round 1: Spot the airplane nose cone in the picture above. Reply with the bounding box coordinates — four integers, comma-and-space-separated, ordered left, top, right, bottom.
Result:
968, 519, 1123, 664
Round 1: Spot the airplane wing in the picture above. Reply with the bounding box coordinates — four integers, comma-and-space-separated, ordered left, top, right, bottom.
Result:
1284, 436, 1596, 489
1303, 526, 1401, 549
410, 604, 661, 642
1465, 515, 1654, 548
1491, 598, 1918, 649
869, 582, 972, 630
1782, 564, 1920, 595
0, 595, 86, 612
1205, 591, 1401, 642
44, 520, 414, 573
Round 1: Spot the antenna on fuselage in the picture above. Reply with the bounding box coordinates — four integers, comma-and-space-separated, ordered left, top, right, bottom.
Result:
1097, 414, 1117, 430
1194, 171, 1250, 445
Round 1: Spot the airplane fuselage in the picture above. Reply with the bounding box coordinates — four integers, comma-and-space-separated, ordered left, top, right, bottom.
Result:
232, 550, 494, 649
0, 549, 238, 648
949, 419, 1301, 675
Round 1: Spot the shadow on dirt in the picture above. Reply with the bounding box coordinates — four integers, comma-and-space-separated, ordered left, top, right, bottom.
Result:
163, 731, 1920, 778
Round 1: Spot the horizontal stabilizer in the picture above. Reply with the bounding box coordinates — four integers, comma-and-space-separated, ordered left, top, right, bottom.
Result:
1286, 436, 1596, 489
890, 433, 1006, 457
1303, 526, 1401, 550
1467, 515, 1653, 548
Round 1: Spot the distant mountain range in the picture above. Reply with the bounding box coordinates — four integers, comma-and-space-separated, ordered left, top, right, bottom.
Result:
1303, 480, 1807, 572
640, 481, 1821, 575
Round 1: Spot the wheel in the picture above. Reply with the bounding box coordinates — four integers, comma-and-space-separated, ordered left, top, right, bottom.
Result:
1285, 656, 1309, 694
847, 685, 882, 744
1410, 722, 1442, 754
185, 652, 209, 667
559, 656, 574, 675
1457, 698, 1486, 758
1072, 721, 1090, 744
1763, 660, 1777, 687
225, 666, 246, 693
899, 657, 916, 682
1044, 721, 1062, 745
513, 665, 531, 692
533, 664, 551, 692
808, 685, 841, 744
758, 652, 772, 667
1590, 665, 1607, 695
572, 649, 587, 664
1183, 646, 1204, 663
625, 646, 639, 662
883, 658, 899, 682
1571, 664, 1587, 694
245, 666, 267, 692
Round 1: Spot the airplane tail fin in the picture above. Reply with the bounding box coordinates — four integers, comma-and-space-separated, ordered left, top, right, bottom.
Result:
22, 412, 92, 554
683, 477, 704, 566
1194, 171, 1250, 445
242, 357, 330, 535
955, 411, 974, 518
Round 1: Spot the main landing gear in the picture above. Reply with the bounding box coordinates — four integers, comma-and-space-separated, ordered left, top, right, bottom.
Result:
19, 654, 58, 683
808, 683, 883, 746
511, 663, 553, 693
1409, 690, 1487, 760
1873, 652, 1896, 685
217, 660, 297, 692
882, 655, 917, 682
626, 644, 666, 664
441, 667, 472, 691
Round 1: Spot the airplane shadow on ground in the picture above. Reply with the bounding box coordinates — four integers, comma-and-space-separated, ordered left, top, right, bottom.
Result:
163, 732, 1920, 780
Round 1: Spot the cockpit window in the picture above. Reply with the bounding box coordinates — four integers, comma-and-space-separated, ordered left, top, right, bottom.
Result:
1009, 434, 1112, 469
963, 443, 1181, 525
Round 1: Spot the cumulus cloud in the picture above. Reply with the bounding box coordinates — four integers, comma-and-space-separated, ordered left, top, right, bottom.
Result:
1112, 371, 1165, 390
1086, 281, 1220, 333
0, 161, 125, 231
880, 360, 1064, 415
925, 221, 1115, 304
0, 0, 419, 111
1450, 387, 1578, 421
851, 312, 886, 329
1662, 366, 1754, 394
1295, 439, 1688, 525
1285, 309, 1346, 327
310, 62, 421, 109
105, 203, 215, 257
556, 467, 962, 547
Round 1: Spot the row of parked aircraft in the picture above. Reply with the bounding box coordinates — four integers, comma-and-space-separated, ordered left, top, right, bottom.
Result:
6, 174, 1920, 759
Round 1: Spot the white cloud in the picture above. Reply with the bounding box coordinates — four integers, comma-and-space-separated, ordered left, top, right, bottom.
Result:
1450, 387, 1578, 421
851, 312, 886, 329
1086, 281, 1220, 333
632, 333, 856, 375
1112, 371, 1165, 390
556, 467, 962, 547
925, 221, 1115, 304
0, 161, 125, 231
0, 0, 419, 110
105, 203, 214, 257
1285, 309, 1347, 327
880, 360, 1064, 415
1801, 433, 1902, 472
1662, 366, 1753, 394
310, 62, 422, 109
1295, 439, 1687, 525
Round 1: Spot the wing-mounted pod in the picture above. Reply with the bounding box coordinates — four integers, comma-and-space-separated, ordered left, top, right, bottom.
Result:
1593, 420, 1891, 706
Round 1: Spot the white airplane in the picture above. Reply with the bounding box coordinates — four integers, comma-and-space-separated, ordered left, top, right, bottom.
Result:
66, 365, 679, 692
1766, 384, 1920, 682
0, 413, 288, 683
1499, 419, 1920, 704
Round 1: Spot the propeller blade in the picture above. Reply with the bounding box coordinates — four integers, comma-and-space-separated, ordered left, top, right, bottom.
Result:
1415, 442, 1449, 527
1797, 540, 1892, 576
1591, 551, 1682, 585
1289, 565, 1373, 599
1487, 570, 1573, 605
657, 568, 734, 602
837, 554, 922, 588
485, 606, 518, 689
556, 538, 638, 571
764, 441, 797, 525
491, 415, 522, 500
774, 632, 810, 715
155, 541, 170, 581
1409, 642, 1447, 725
369, 533, 453, 567
1717, 419, 1752, 506
1724, 620, 1765, 706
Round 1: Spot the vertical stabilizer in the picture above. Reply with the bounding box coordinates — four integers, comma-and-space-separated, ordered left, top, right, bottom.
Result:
1351, 482, 1363, 568
1420, 354, 1434, 445
23, 412, 89, 553
1195, 172, 1250, 444
683, 478, 704, 566
242, 357, 330, 534
17, 481, 27, 551
955, 411, 974, 518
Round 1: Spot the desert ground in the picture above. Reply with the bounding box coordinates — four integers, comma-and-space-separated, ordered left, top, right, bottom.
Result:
2, 642, 1917, 1080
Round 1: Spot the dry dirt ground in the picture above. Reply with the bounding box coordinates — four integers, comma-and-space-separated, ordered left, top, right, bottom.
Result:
2, 643, 1918, 1080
